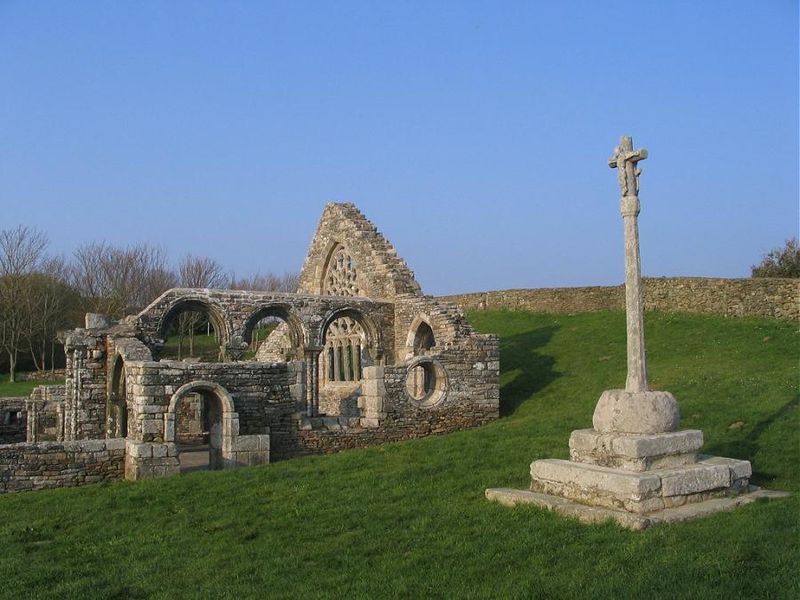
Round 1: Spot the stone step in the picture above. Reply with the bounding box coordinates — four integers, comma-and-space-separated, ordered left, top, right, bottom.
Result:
485, 486, 790, 531
530, 455, 752, 514
568, 428, 704, 472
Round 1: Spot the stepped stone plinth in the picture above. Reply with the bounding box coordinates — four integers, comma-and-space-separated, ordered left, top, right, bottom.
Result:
486, 136, 788, 529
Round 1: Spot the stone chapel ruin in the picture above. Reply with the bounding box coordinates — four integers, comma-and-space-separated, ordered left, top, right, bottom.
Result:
2, 203, 499, 491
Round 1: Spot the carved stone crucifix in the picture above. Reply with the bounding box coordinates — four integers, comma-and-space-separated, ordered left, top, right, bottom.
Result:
609, 136, 648, 393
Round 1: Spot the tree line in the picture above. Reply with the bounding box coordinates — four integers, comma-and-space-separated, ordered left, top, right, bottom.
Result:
0, 225, 298, 381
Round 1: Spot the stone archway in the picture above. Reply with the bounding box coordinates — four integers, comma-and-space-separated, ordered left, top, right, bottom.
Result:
242, 304, 306, 362
156, 298, 231, 362
165, 381, 238, 471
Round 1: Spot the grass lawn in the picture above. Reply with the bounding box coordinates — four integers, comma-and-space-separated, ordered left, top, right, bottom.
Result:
0, 310, 797, 599
0, 373, 62, 398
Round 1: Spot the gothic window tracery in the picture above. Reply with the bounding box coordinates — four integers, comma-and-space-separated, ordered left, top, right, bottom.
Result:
324, 244, 360, 297
323, 316, 364, 383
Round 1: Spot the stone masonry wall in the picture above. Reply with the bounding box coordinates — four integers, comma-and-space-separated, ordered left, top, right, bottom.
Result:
125, 360, 302, 455
26, 385, 66, 442
63, 330, 108, 440
296, 335, 500, 455
0, 438, 125, 493
440, 277, 798, 320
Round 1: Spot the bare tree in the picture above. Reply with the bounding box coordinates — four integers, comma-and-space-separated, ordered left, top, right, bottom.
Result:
24, 257, 78, 372
0, 226, 48, 382
179, 254, 227, 289
229, 271, 299, 293
72, 242, 177, 318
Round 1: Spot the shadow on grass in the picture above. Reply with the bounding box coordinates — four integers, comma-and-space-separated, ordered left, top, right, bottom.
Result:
499, 325, 561, 417
705, 393, 800, 486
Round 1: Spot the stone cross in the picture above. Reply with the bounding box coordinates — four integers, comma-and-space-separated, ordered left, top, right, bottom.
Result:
609, 136, 648, 393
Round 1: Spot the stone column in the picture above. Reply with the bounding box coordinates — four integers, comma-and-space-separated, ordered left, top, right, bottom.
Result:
304, 348, 322, 417
621, 194, 647, 392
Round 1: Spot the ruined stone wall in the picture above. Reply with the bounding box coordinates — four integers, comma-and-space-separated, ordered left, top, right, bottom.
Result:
0, 438, 125, 493
440, 277, 798, 320
125, 360, 302, 455
296, 335, 499, 455
26, 385, 66, 442
135, 289, 396, 362
63, 331, 108, 440
393, 294, 483, 360
0, 398, 27, 444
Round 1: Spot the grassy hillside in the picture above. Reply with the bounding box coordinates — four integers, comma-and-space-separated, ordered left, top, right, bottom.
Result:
0, 311, 797, 599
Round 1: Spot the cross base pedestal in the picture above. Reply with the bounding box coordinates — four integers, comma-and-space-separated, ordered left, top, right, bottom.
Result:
486, 389, 789, 530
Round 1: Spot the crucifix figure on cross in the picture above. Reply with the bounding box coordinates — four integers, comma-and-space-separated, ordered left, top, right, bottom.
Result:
609, 136, 648, 197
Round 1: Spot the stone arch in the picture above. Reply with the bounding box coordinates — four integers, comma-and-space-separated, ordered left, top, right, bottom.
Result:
165, 381, 239, 471
241, 304, 306, 361
405, 314, 436, 360
156, 296, 231, 360
166, 381, 236, 423
319, 306, 379, 349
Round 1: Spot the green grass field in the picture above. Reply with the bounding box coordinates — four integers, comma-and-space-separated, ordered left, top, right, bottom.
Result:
0, 311, 797, 599
0, 374, 61, 398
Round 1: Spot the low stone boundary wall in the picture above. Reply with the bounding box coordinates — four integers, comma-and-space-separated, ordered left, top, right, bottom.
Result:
440, 277, 798, 320
0, 438, 125, 493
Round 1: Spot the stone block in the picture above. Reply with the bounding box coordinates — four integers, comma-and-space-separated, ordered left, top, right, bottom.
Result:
699, 455, 752, 480
233, 435, 261, 452
361, 378, 385, 397
142, 419, 163, 435
660, 463, 732, 497
569, 428, 703, 471
531, 459, 661, 501
126, 441, 152, 458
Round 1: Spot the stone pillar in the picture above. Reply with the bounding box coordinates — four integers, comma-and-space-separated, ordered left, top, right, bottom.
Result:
304, 348, 322, 417
621, 194, 647, 392
358, 365, 387, 428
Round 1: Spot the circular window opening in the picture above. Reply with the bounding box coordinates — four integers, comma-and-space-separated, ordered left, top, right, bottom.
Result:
405, 360, 448, 408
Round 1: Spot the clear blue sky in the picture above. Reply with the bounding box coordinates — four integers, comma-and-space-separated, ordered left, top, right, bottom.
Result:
1, 1, 797, 295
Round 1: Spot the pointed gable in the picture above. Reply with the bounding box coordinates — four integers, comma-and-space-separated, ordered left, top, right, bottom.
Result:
298, 203, 422, 300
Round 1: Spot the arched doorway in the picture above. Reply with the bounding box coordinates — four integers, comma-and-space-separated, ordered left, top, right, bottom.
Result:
165, 381, 237, 473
